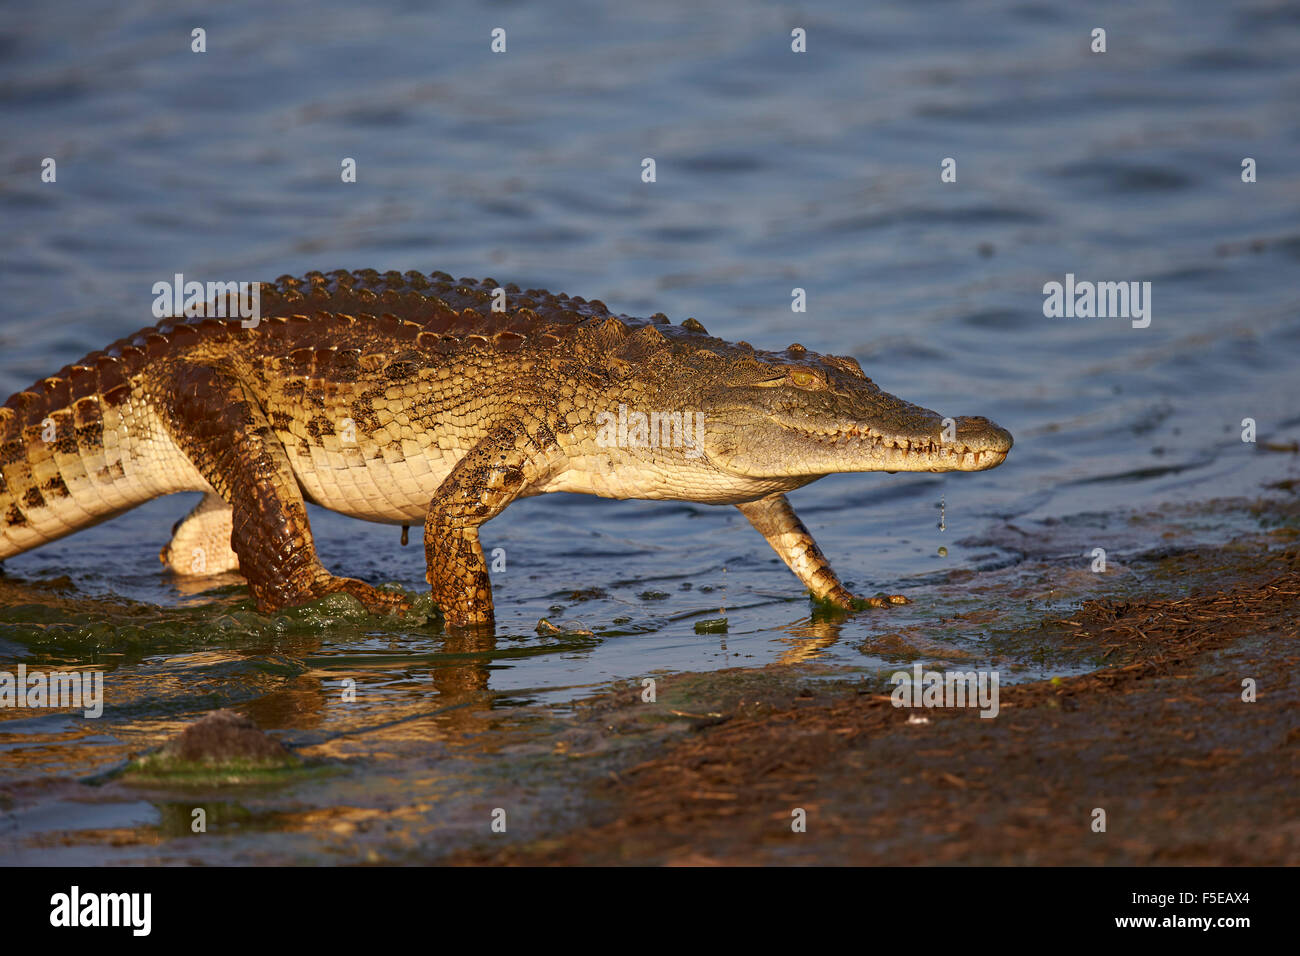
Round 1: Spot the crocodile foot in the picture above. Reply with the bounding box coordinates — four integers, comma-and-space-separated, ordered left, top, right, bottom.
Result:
160, 492, 241, 577
309, 576, 412, 614
246, 571, 410, 615
736, 495, 915, 613
821, 586, 910, 611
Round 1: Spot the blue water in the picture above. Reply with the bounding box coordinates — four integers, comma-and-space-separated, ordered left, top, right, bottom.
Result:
1, 0, 1298, 770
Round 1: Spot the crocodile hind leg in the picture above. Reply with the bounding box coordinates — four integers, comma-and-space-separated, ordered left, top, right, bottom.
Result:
160, 492, 240, 576
736, 492, 907, 608
425, 425, 556, 630
159, 363, 408, 613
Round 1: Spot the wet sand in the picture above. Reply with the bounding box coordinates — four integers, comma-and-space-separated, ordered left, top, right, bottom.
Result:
2, 499, 1296, 865
451, 526, 1300, 865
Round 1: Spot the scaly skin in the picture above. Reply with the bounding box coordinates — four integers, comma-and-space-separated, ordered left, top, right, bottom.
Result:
0, 269, 1012, 629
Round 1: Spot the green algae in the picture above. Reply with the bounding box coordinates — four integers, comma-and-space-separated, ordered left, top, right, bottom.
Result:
120, 752, 316, 787
0, 584, 437, 657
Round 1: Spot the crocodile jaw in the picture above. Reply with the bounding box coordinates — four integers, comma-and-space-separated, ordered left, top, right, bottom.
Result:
705, 410, 1013, 479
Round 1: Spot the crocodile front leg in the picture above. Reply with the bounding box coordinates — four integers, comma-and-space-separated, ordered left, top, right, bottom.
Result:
425, 425, 556, 630
159, 363, 408, 614
736, 493, 907, 609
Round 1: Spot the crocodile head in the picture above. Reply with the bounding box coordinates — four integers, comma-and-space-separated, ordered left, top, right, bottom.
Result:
696, 346, 1012, 479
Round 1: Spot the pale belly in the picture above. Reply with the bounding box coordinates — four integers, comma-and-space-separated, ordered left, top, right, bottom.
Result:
288, 442, 814, 526
539, 450, 815, 505
290, 447, 457, 525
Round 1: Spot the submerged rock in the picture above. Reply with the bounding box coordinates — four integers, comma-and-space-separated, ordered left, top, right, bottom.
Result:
162, 710, 290, 765
122, 709, 302, 785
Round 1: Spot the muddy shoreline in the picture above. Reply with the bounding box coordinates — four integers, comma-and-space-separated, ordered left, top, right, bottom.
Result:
2, 504, 1297, 866
451, 537, 1300, 865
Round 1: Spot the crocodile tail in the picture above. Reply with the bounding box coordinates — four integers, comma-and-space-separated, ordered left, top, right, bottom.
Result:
0, 405, 28, 559
0, 377, 198, 563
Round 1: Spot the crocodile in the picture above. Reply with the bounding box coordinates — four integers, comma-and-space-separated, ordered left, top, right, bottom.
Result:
0, 269, 1012, 629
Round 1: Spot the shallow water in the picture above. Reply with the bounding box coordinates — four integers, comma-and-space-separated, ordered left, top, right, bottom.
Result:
2, 0, 1299, 847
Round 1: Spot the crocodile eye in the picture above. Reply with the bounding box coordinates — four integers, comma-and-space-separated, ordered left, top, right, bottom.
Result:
789, 369, 817, 388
